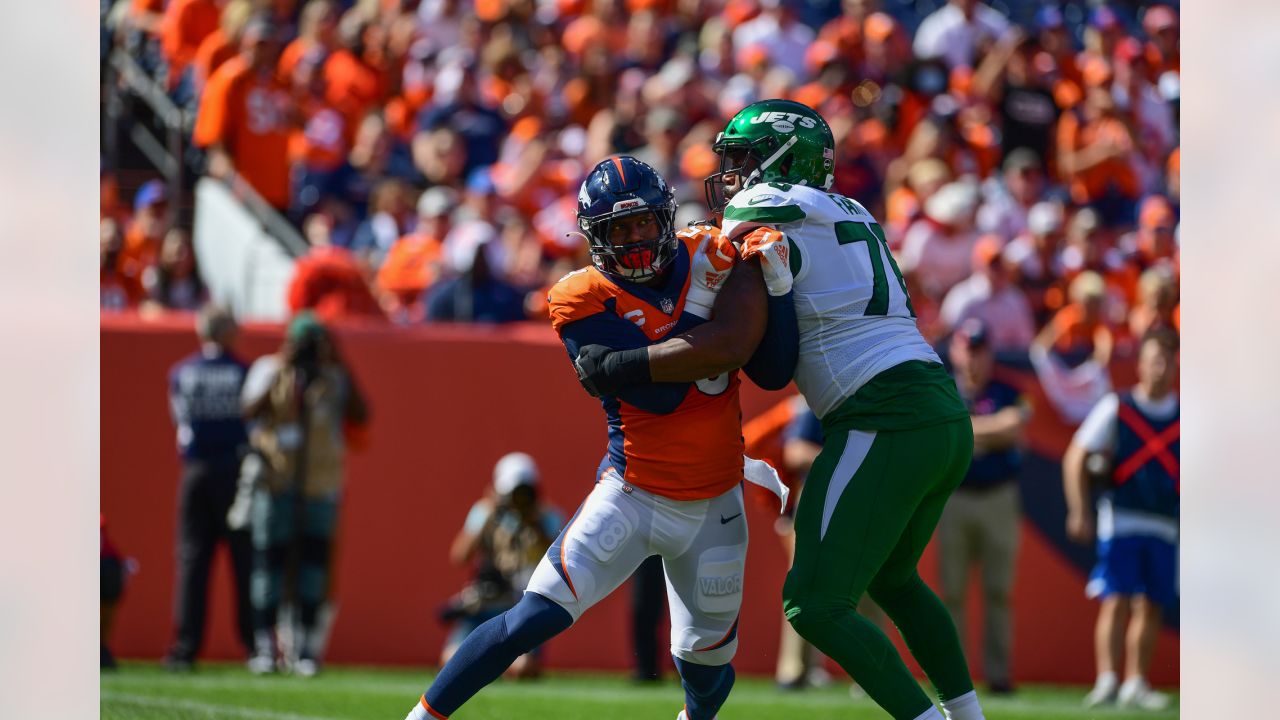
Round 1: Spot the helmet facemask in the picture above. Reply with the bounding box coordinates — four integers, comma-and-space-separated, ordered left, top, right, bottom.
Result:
703, 132, 805, 212
582, 203, 678, 282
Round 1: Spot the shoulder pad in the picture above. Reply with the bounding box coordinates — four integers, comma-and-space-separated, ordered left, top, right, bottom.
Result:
547, 267, 613, 332
722, 183, 809, 241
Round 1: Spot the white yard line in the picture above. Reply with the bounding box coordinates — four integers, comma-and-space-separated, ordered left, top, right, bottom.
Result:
102, 692, 345, 720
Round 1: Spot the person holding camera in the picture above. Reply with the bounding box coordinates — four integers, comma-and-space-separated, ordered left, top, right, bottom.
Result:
441, 453, 562, 679
241, 311, 368, 676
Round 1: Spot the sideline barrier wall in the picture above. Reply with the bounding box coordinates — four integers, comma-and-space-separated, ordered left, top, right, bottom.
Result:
101, 314, 1177, 684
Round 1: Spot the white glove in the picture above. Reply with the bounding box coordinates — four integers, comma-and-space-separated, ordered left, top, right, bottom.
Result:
739, 227, 793, 296
685, 230, 736, 319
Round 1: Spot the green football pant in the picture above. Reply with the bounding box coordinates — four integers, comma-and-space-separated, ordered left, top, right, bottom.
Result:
782, 418, 974, 719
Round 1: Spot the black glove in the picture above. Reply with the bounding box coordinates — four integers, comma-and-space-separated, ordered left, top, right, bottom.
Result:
573, 344, 651, 397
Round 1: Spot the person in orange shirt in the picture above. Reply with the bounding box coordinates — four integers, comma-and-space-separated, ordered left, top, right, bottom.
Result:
194, 18, 296, 211
192, 0, 254, 96
278, 0, 339, 82
1035, 270, 1114, 369
375, 186, 455, 322
1057, 73, 1141, 226
160, 0, 221, 92
287, 48, 349, 219
101, 218, 145, 311
323, 11, 388, 144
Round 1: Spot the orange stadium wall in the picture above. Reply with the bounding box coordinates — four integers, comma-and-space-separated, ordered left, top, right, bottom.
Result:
101, 314, 1178, 686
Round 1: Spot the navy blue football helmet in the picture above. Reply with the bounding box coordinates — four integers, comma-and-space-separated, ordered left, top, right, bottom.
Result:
576, 156, 678, 282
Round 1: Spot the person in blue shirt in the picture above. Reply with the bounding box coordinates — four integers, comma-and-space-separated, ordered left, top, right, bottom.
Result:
1064, 327, 1179, 711
162, 304, 254, 671
937, 319, 1031, 695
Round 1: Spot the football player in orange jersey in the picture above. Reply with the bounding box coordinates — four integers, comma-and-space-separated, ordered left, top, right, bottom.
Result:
402, 157, 798, 720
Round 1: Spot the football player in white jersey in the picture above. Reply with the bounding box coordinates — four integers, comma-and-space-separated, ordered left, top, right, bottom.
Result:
576, 100, 987, 720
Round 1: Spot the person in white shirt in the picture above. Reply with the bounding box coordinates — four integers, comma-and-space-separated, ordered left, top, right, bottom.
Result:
731, 0, 816, 79
899, 180, 982, 302
939, 235, 1036, 351
912, 0, 1011, 70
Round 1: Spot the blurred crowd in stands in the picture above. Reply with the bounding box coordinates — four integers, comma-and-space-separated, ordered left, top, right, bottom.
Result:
100, 0, 1179, 364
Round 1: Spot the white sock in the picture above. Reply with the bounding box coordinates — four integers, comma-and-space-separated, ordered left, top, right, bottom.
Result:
404, 695, 443, 720
911, 706, 945, 720
1095, 671, 1119, 690
940, 689, 985, 720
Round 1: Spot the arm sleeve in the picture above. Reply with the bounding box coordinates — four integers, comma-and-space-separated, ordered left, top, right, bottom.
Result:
741, 290, 799, 390
1071, 392, 1119, 454
192, 69, 229, 148
560, 314, 691, 415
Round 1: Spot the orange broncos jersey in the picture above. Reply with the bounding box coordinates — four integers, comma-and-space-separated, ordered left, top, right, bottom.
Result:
548, 225, 743, 502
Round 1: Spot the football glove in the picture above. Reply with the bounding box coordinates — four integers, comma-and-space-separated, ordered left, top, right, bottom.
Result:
739, 227, 793, 296
574, 344, 650, 398
685, 231, 735, 319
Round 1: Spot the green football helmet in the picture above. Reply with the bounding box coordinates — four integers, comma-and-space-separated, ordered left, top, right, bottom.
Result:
704, 99, 836, 212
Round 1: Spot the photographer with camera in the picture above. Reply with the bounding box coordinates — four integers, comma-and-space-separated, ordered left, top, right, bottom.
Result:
241, 311, 368, 676
440, 453, 562, 679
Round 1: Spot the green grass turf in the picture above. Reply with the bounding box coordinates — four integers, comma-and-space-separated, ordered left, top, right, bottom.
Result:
101, 662, 1178, 720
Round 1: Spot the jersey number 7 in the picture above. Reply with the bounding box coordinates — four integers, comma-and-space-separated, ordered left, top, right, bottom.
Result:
834, 221, 916, 318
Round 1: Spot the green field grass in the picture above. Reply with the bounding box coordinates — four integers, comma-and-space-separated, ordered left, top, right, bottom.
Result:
101, 663, 1178, 720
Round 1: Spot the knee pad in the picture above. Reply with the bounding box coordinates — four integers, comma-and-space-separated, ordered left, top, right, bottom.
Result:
502, 592, 573, 653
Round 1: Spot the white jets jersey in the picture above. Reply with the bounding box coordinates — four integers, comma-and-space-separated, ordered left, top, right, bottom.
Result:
721, 182, 942, 418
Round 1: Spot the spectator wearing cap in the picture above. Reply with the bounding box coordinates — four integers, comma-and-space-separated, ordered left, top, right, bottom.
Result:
1004, 200, 1067, 324
940, 235, 1036, 352
973, 30, 1060, 172
442, 452, 562, 677
194, 16, 296, 210
732, 0, 816, 80
977, 148, 1047, 243
376, 186, 456, 322
1082, 6, 1124, 66
899, 180, 983, 303
911, 0, 1011, 71
118, 180, 172, 294
1032, 5, 1080, 89
162, 305, 255, 671
938, 318, 1031, 695
1113, 194, 1178, 304
860, 11, 911, 87
242, 311, 369, 675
